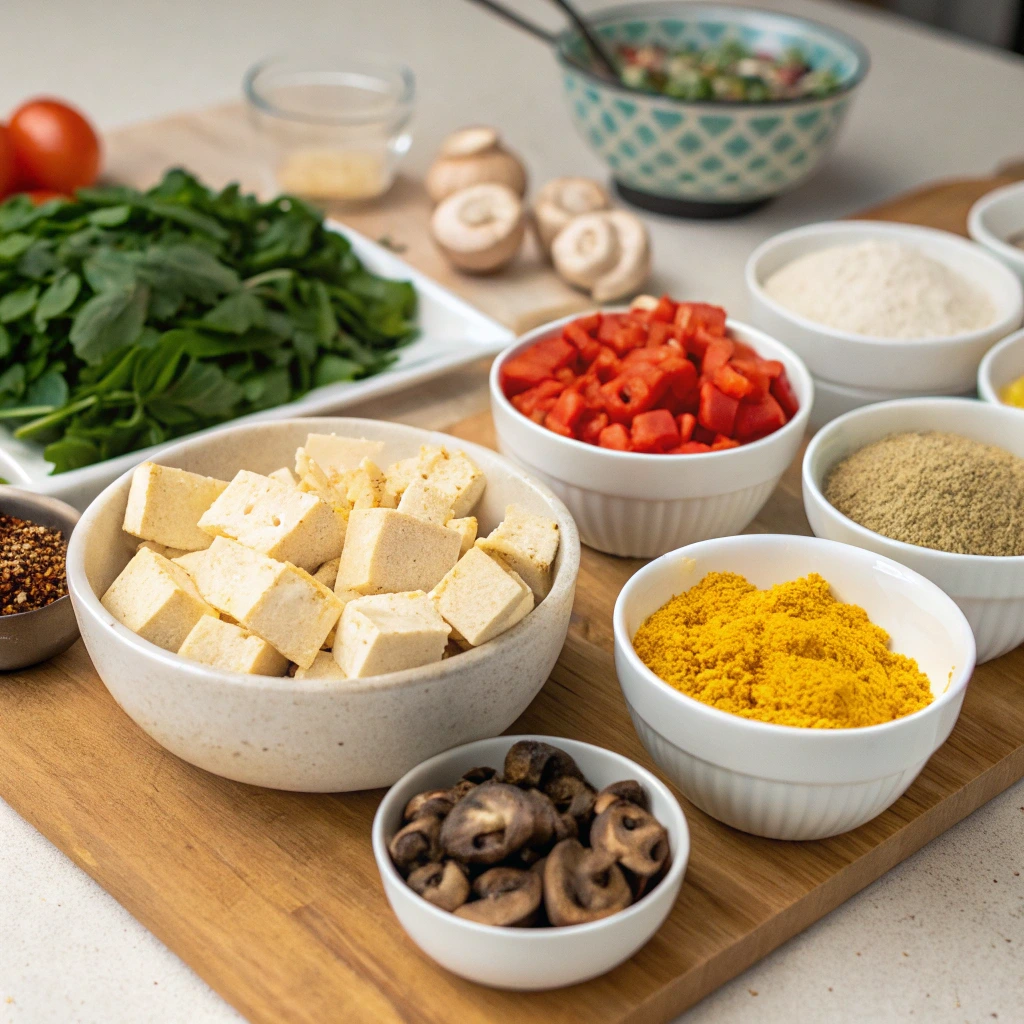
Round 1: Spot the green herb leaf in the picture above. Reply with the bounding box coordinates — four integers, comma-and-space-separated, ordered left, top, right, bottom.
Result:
34, 273, 82, 328
70, 283, 150, 364
0, 285, 39, 323
44, 435, 101, 474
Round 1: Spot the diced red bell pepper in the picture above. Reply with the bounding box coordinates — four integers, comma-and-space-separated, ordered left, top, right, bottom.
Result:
598, 422, 631, 451
649, 295, 676, 323
646, 321, 676, 348
572, 371, 604, 406
597, 313, 628, 343
677, 413, 696, 443
710, 434, 740, 451
631, 409, 680, 453
759, 359, 784, 379
501, 336, 576, 395
698, 382, 739, 437
579, 410, 609, 446
574, 312, 602, 335
666, 357, 699, 400
606, 321, 646, 355
545, 387, 587, 437
554, 366, 577, 385
730, 359, 771, 399
668, 441, 712, 454
692, 424, 717, 445
511, 379, 564, 423
563, 322, 600, 363
734, 394, 787, 442
701, 338, 735, 382
770, 369, 800, 419
713, 362, 755, 400
674, 301, 727, 338
731, 340, 760, 361
601, 366, 670, 422
591, 347, 621, 382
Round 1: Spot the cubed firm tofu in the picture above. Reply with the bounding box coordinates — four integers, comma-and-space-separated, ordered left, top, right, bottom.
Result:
268, 466, 297, 487
178, 616, 288, 676
301, 434, 385, 480
338, 508, 461, 596
294, 650, 347, 679
477, 505, 560, 599
198, 470, 343, 572
446, 516, 478, 557
385, 447, 485, 517
136, 539, 190, 560
313, 556, 341, 590
101, 547, 216, 652
177, 536, 343, 669
431, 547, 534, 647
122, 462, 229, 552
397, 477, 454, 525
334, 591, 450, 678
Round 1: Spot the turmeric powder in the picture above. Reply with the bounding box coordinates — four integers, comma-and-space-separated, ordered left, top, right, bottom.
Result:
632, 572, 933, 729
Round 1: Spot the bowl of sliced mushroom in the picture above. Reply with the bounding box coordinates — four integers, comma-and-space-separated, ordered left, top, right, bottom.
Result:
372, 735, 689, 990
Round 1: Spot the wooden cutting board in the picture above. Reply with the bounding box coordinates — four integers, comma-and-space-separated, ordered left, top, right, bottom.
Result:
1, 106, 1023, 1024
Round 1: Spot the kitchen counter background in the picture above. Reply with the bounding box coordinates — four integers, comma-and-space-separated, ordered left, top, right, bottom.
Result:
0, 0, 1022, 1021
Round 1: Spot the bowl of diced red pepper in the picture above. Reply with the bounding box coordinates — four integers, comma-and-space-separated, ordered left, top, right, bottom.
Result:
490, 297, 812, 557
498, 296, 800, 454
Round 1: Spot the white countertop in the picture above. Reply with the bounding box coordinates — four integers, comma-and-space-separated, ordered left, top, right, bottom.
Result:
1, 1, 1023, 1021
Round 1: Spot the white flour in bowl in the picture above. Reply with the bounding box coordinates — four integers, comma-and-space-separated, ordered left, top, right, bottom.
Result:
763, 240, 995, 338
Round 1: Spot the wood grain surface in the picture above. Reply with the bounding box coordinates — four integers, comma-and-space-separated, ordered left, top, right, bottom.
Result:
1, 108, 1023, 1024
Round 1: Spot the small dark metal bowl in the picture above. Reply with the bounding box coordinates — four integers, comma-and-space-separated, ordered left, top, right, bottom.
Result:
0, 487, 81, 671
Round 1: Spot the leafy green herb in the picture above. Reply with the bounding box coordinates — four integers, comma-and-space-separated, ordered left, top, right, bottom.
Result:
0, 169, 418, 473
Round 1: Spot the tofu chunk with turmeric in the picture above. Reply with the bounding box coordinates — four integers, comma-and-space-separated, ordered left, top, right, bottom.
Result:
430, 547, 534, 646
198, 470, 343, 572
338, 508, 461, 596
268, 466, 297, 487
122, 462, 229, 552
476, 505, 560, 599
179, 536, 343, 669
101, 547, 216, 653
313, 556, 341, 590
385, 447, 485, 517
334, 591, 450, 678
446, 516, 478, 557
177, 616, 288, 676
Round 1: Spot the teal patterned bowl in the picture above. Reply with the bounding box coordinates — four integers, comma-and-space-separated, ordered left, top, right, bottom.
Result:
558, 2, 869, 216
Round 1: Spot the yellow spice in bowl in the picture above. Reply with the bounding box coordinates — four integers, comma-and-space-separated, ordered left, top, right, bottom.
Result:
632, 572, 933, 729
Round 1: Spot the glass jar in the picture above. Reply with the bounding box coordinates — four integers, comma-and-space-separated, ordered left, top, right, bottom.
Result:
244, 54, 415, 203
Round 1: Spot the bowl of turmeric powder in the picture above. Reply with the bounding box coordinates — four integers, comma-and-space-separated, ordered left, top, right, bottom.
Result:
612, 533, 975, 840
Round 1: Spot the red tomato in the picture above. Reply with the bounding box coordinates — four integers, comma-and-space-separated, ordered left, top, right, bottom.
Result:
23, 189, 69, 206
8, 99, 101, 193
0, 125, 16, 198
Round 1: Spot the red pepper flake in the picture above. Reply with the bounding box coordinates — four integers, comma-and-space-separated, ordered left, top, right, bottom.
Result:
0, 514, 68, 615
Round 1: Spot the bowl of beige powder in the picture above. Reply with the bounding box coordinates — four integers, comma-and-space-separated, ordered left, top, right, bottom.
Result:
747, 221, 1023, 394
802, 395, 1024, 663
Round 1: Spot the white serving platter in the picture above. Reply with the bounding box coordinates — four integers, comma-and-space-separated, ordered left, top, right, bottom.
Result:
0, 223, 513, 509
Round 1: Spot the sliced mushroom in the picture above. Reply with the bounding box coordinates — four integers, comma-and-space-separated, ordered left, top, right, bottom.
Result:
425, 126, 528, 204
407, 860, 471, 912
388, 814, 442, 874
462, 766, 498, 785
543, 839, 633, 926
533, 176, 611, 253
502, 740, 584, 789
439, 782, 536, 864
454, 866, 543, 927
403, 788, 456, 823
430, 183, 526, 273
591, 210, 651, 303
593, 780, 649, 817
590, 800, 669, 878
550, 211, 621, 291
544, 773, 596, 825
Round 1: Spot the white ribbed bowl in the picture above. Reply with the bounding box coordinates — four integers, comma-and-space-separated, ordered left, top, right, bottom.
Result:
804, 397, 1024, 663
489, 315, 812, 559
613, 535, 975, 840
810, 374, 974, 430
372, 734, 689, 990
967, 180, 1024, 284
977, 326, 1024, 407
746, 220, 1024, 392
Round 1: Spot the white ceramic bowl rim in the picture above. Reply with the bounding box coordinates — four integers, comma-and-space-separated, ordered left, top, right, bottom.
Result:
371, 733, 690, 941
804, 397, 1024, 571
967, 180, 1024, 270
977, 325, 1024, 405
613, 534, 976, 741
491, 312, 813, 465
746, 220, 1024, 347
554, 1, 871, 108
67, 417, 579, 697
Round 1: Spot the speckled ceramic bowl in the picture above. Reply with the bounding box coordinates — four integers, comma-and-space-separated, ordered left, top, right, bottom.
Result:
558, 2, 868, 216
66, 418, 580, 792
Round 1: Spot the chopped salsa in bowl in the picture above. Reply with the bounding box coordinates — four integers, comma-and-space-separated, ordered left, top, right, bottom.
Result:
500, 297, 799, 454
617, 40, 841, 102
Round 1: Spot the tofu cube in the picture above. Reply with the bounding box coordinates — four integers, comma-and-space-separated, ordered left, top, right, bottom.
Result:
268, 466, 297, 487
180, 536, 343, 669
446, 516, 478, 557
136, 539, 189, 560
430, 547, 534, 646
334, 591, 450, 678
178, 616, 288, 676
338, 509, 461, 596
198, 470, 343, 572
385, 447, 485, 517
101, 547, 216, 652
397, 478, 454, 525
476, 505, 560, 599
122, 462, 229, 552
294, 650, 347, 679
301, 434, 385, 480
313, 556, 340, 590
346, 458, 391, 510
